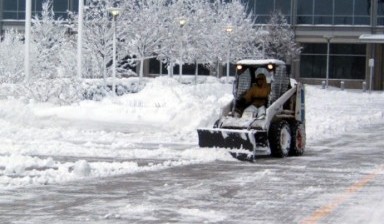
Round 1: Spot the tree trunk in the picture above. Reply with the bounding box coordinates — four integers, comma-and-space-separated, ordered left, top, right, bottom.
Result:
103, 57, 107, 87
139, 58, 144, 83
195, 61, 198, 85
168, 62, 174, 78
216, 61, 220, 78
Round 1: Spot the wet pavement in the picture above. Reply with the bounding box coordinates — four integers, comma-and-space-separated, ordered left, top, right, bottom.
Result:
0, 124, 384, 224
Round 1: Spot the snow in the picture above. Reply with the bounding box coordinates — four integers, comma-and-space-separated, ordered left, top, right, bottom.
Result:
0, 76, 384, 222
237, 59, 285, 65
0, 76, 383, 191
305, 86, 384, 143
359, 34, 384, 43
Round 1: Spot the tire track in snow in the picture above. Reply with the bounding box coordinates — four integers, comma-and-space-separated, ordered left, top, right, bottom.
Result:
301, 164, 384, 224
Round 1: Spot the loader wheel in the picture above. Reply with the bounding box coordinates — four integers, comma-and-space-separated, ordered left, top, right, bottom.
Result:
289, 121, 306, 156
268, 120, 291, 158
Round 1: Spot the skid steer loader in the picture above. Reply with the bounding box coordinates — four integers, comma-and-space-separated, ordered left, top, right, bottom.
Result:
197, 59, 306, 161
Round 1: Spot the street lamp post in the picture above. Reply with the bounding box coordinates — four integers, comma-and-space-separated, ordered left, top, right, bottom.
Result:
369, 58, 374, 93
108, 7, 122, 95
179, 18, 186, 78
324, 35, 333, 89
225, 25, 233, 83
24, 0, 32, 82
77, 0, 84, 80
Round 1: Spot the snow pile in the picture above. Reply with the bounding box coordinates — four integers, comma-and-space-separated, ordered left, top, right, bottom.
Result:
305, 86, 384, 144
0, 153, 233, 188
18, 76, 233, 136
0, 77, 384, 189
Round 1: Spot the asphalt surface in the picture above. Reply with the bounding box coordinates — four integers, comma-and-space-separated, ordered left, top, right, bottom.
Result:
0, 124, 383, 224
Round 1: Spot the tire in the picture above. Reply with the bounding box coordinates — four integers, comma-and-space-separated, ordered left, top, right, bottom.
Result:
268, 120, 291, 158
289, 121, 306, 156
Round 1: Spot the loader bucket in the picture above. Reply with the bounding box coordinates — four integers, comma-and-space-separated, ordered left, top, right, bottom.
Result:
197, 128, 258, 151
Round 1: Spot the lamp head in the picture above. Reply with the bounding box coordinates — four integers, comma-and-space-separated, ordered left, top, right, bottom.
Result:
179, 18, 187, 27
225, 25, 233, 33
108, 7, 122, 17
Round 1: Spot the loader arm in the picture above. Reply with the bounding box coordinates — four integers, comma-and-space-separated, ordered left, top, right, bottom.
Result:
264, 85, 297, 130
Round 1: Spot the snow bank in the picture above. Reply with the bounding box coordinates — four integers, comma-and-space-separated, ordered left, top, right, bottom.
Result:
305, 86, 384, 145
0, 77, 384, 189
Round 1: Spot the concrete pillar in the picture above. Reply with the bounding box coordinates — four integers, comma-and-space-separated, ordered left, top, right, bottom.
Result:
0, 0, 3, 36
374, 44, 384, 90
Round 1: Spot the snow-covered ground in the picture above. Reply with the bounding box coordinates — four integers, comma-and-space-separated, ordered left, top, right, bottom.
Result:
0, 76, 383, 190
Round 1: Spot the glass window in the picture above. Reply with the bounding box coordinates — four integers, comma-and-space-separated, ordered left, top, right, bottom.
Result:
354, 0, 370, 25
354, 0, 370, 16
354, 16, 370, 25
300, 55, 326, 78
253, 0, 291, 24
377, 0, 384, 25
297, 0, 371, 25
53, 0, 69, 18
297, 0, 313, 24
14, 0, 71, 19
300, 43, 366, 80
302, 43, 327, 54
18, 0, 26, 10
297, 16, 313, 24
314, 0, 333, 15
379, 0, 384, 15
3, 0, 18, 11
255, 16, 270, 24
334, 16, 353, 25
335, 0, 353, 15
314, 16, 333, 24
330, 56, 365, 79
68, 0, 78, 12
3, 12, 18, 20
379, 17, 384, 25
275, 0, 291, 15
297, 0, 313, 15
300, 43, 326, 78
55, 12, 68, 19
53, 1, 69, 12
331, 44, 365, 55
32, 0, 44, 11
243, 0, 256, 14
334, 0, 353, 24
313, 0, 333, 24
15, 1, 25, 19
255, 0, 274, 14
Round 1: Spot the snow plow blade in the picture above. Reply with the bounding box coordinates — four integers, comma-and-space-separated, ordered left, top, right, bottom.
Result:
197, 128, 257, 151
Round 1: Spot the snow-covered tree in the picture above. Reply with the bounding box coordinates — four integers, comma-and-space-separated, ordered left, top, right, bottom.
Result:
20, 0, 83, 104
0, 30, 24, 83
154, 0, 195, 77
198, 0, 262, 77
177, 0, 215, 77
213, 0, 261, 60
119, 0, 171, 80
160, 0, 261, 77
30, 0, 68, 79
0, 0, 266, 102
261, 10, 301, 62
82, 0, 117, 79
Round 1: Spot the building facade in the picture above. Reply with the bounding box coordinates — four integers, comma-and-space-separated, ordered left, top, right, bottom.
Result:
0, 0, 78, 31
1, 0, 384, 90
250, 0, 384, 90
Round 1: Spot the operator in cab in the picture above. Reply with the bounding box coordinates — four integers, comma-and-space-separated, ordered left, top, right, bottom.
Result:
235, 73, 271, 119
